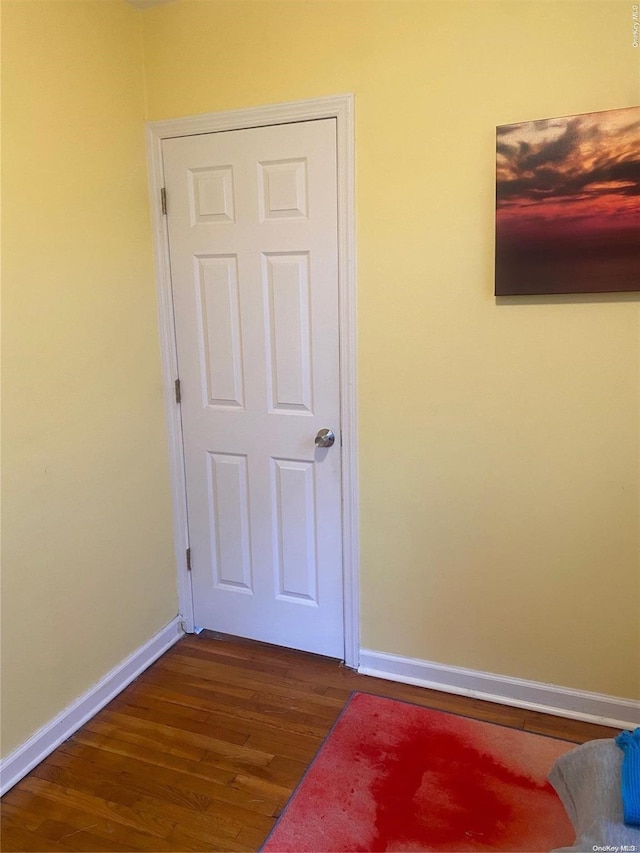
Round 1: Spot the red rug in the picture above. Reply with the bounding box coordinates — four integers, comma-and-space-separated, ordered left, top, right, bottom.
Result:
263, 692, 575, 852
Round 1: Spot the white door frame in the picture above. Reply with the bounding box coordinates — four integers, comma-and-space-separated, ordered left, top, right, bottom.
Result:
145, 95, 359, 667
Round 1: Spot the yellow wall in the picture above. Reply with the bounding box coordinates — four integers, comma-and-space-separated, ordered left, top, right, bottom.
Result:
1, 0, 178, 756
141, 0, 639, 698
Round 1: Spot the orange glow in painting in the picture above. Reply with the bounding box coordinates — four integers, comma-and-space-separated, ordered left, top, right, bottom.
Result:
495, 107, 639, 295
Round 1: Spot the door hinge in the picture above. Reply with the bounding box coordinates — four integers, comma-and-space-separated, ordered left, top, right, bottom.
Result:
186, 547, 192, 571
174, 378, 181, 404
161, 187, 167, 215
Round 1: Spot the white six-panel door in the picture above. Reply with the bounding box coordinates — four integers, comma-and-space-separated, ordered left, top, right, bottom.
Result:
162, 119, 344, 657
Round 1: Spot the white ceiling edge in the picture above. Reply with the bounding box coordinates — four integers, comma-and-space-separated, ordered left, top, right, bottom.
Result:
126, 0, 178, 10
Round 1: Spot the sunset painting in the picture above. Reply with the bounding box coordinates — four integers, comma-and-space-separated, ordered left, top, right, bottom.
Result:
495, 106, 639, 296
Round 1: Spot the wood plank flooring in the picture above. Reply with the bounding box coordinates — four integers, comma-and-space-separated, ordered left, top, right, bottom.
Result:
1, 631, 620, 852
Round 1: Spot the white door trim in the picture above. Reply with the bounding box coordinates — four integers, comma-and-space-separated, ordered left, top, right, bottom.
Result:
145, 95, 359, 667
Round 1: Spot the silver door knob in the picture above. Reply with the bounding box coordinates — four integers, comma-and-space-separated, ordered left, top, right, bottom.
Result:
315, 428, 335, 448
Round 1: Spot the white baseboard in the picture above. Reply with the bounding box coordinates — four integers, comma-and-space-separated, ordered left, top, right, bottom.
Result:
358, 648, 640, 730
0, 617, 184, 795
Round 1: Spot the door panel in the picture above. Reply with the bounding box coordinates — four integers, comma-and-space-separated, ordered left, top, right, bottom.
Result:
196, 255, 244, 408
207, 451, 252, 592
264, 252, 312, 412
162, 119, 344, 657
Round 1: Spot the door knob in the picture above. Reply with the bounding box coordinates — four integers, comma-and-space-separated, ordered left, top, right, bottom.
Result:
315, 428, 336, 448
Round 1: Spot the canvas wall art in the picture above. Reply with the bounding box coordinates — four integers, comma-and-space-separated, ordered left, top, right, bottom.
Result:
495, 106, 639, 296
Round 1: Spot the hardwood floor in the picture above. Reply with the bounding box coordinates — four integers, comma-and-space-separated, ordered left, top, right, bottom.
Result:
1, 631, 620, 852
